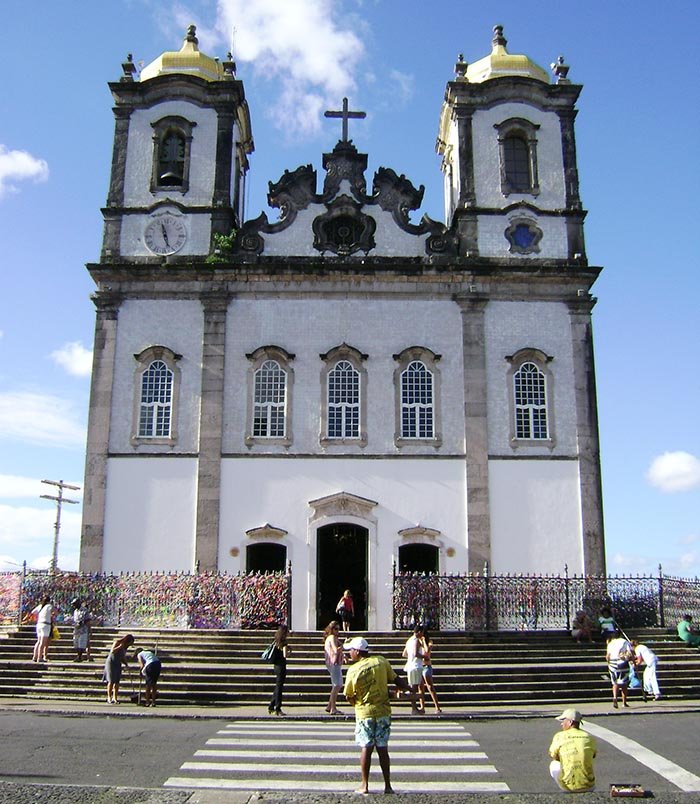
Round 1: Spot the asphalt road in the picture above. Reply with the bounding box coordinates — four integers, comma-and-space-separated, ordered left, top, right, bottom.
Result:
2, 711, 700, 800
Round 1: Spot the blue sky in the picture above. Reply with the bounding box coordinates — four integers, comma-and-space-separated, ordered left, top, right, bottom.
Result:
0, 0, 698, 576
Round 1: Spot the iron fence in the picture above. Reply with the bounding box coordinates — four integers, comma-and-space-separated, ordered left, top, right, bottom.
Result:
392, 564, 700, 632
3, 567, 290, 630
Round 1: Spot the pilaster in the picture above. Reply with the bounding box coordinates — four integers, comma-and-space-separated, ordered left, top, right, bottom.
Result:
79, 291, 122, 572
194, 291, 230, 570
455, 293, 491, 572
567, 296, 606, 575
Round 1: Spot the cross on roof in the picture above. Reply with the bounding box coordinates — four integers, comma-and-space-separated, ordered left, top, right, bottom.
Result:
324, 97, 366, 142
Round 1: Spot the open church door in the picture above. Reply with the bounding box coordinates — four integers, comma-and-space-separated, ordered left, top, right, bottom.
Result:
316, 524, 368, 631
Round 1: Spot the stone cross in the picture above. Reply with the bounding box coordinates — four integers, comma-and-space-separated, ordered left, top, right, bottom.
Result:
324, 97, 366, 142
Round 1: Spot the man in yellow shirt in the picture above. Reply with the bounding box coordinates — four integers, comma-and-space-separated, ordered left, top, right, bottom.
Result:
548, 708, 597, 792
343, 637, 409, 794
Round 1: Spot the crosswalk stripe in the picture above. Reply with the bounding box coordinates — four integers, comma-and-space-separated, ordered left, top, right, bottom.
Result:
181, 762, 499, 774
164, 778, 511, 793
194, 749, 489, 760
206, 738, 481, 748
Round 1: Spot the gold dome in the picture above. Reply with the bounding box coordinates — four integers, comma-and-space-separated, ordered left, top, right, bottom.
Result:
465, 25, 549, 84
140, 25, 224, 82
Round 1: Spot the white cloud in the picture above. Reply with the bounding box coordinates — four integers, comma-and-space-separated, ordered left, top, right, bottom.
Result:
205, 0, 365, 138
388, 70, 414, 105
0, 144, 49, 199
0, 474, 44, 499
646, 451, 700, 493
0, 504, 81, 571
0, 391, 86, 448
50, 341, 93, 377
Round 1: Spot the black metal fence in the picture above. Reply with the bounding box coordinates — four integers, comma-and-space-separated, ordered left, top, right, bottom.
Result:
392, 564, 700, 632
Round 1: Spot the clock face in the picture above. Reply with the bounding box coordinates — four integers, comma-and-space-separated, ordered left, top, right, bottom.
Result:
144, 214, 187, 255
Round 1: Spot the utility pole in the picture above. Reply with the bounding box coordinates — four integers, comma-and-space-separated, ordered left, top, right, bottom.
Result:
40, 479, 80, 574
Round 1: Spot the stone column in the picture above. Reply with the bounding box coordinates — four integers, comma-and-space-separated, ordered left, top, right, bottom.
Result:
567, 296, 606, 575
455, 293, 491, 573
452, 108, 479, 256
102, 108, 132, 259
194, 291, 230, 571
79, 291, 122, 572
211, 106, 236, 237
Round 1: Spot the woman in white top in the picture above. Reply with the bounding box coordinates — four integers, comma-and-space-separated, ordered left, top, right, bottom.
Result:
632, 640, 661, 701
323, 621, 344, 715
25, 595, 53, 662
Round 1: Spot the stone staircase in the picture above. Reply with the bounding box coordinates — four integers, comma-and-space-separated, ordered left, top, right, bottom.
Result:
0, 626, 698, 708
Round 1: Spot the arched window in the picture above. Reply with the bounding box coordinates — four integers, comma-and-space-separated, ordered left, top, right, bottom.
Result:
328, 360, 360, 439
246, 542, 287, 573
158, 132, 186, 187
503, 135, 531, 192
320, 344, 367, 445
393, 346, 442, 447
401, 361, 434, 439
132, 346, 182, 444
495, 118, 540, 196
245, 346, 294, 446
150, 116, 196, 193
253, 360, 287, 438
514, 361, 548, 440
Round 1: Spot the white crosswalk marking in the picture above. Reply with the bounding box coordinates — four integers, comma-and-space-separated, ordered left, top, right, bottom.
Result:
164, 719, 510, 793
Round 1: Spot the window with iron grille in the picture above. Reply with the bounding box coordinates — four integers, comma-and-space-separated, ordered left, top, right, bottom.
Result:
253, 360, 287, 438
327, 360, 360, 439
401, 361, 434, 438
138, 360, 173, 438
514, 361, 548, 439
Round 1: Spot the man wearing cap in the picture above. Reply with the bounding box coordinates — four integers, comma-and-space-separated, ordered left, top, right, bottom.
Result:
548, 708, 597, 793
343, 636, 410, 794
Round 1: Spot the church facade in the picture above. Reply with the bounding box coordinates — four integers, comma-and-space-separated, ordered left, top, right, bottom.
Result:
80, 25, 606, 631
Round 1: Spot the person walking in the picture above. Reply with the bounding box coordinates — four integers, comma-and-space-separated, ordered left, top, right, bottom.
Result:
343, 636, 410, 795
606, 630, 633, 709
336, 590, 355, 632
268, 625, 290, 716
136, 647, 162, 707
104, 633, 134, 704
323, 621, 344, 715
419, 629, 442, 713
70, 598, 92, 662
548, 708, 597, 793
632, 640, 661, 701
402, 626, 424, 714
24, 595, 53, 663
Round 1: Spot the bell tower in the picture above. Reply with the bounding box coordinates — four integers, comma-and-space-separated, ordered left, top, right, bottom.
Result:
437, 25, 585, 263
101, 25, 253, 262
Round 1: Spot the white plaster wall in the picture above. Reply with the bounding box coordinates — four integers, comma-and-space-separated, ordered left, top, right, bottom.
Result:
485, 300, 577, 456
102, 457, 197, 571
123, 101, 220, 206
257, 205, 430, 257
477, 214, 568, 260
219, 457, 468, 630
110, 299, 203, 453
223, 297, 465, 454
488, 458, 583, 574
471, 102, 566, 209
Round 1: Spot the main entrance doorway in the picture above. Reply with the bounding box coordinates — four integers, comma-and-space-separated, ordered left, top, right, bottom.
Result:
316, 524, 368, 630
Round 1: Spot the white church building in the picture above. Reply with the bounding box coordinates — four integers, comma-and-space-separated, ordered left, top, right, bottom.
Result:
80, 25, 606, 631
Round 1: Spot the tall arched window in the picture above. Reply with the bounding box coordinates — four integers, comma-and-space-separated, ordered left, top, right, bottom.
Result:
320, 344, 367, 445
328, 360, 360, 439
393, 346, 442, 447
132, 346, 182, 445
495, 118, 540, 196
139, 360, 173, 438
245, 346, 294, 446
150, 116, 196, 193
514, 361, 548, 440
253, 359, 287, 438
401, 361, 434, 439
503, 135, 531, 192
